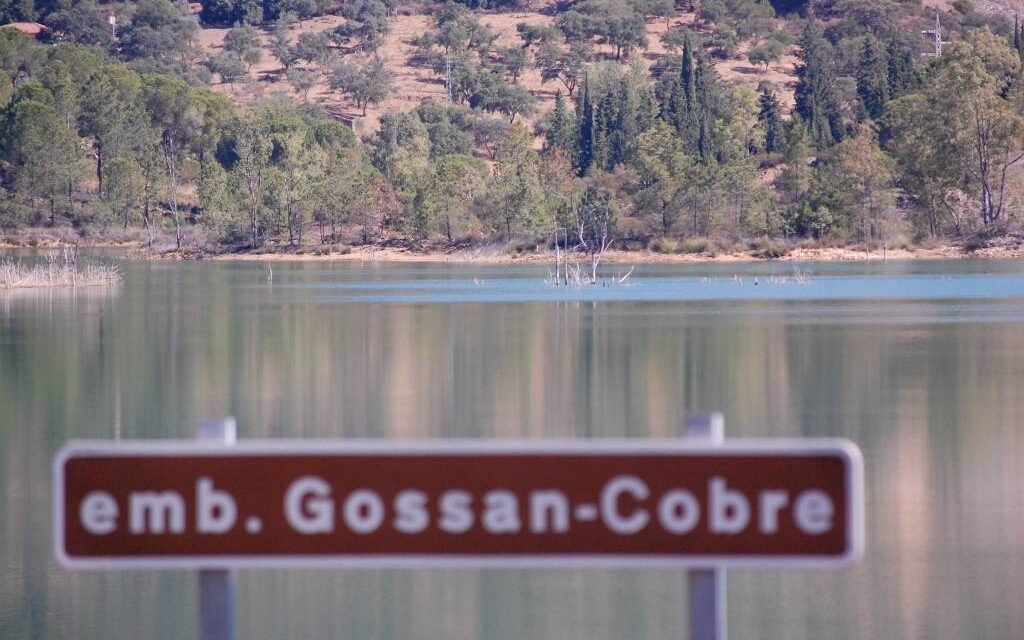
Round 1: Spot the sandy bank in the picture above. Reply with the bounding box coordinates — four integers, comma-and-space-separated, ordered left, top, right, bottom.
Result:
196, 244, 1023, 264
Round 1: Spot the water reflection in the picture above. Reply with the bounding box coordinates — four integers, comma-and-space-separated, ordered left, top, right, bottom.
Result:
2, 260, 1024, 639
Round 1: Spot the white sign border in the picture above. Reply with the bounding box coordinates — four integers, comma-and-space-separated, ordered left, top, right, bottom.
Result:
54, 438, 864, 571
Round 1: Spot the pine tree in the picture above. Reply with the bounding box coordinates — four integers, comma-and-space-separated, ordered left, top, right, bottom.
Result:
856, 36, 889, 121
592, 90, 615, 171
542, 91, 578, 158
886, 31, 920, 99
577, 78, 594, 176
661, 33, 721, 163
758, 87, 785, 154
794, 21, 844, 147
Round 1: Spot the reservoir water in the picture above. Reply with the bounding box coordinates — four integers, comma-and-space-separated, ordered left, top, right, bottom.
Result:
3, 257, 1024, 640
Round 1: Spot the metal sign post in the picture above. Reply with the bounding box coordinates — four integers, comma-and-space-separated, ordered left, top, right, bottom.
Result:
197, 418, 237, 640
686, 414, 726, 640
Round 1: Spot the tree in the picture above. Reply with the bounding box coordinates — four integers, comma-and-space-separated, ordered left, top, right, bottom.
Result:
477, 80, 535, 123
142, 74, 202, 248
539, 91, 577, 157
272, 14, 298, 70
286, 67, 317, 101
363, 112, 430, 180
816, 125, 894, 242
537, 40, 590, 97
227, 111, 271, 248
46, 0, 116, 52
77, 62, 145, 195
427, 154, 488, 242
662, 34, 723, 163
557, 0, 647, 60
414, 102, 475, 158
104, 157, 142, 230
516, 22, 559, 49
628, 120, 691, 235
119, 0, 199, 69
856, 36, 889, 120
331, 0, 391, 51
293, 31, 331, 66
330, 56, 392, 115
497, 46, 527, 84
492, 122, 544, 237
311, 147, 377, 242
886, 30, 921, 99
208, 53, 247, 88
269, 120, 320, 246
748, 39, 784, 71
574, 182, 616, 282
886, 32, 1024, 230
757, 86, 785, 154
224, 25, 262, 70
794, 21, 845, 147
0, 97, 80, 223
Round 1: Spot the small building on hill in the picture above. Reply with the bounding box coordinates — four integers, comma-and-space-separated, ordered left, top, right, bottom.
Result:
0, 22, 49, 38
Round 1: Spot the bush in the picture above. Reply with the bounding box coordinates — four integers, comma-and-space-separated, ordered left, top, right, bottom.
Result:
679, 237, 711, 254
649, 236, 678, 253
749, 238, 790, 259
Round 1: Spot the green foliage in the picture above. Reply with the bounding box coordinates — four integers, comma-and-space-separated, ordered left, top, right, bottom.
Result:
748, 39, 784, 71
557, 0, 648, 60
539, 91, 577, 157
293, 31, 331, 66
794, 21, 845, 147
0, 0, 1022, 253
225, 25, 263, 70
757, 86, 784, 154
660, 34, 725, 163
856, 36, 888, 120
286, 66, 317, 100
627, 119, 691, 235
119, 0, 200, 70
330, 56, 392, 115
208, 53, 248, 86
414, 102, 478, 158
45, 0, 116, 52
884, 30, 1024, 230
577, 63, 657, 175
537, 39, 590, 97
1, 97, 80, 221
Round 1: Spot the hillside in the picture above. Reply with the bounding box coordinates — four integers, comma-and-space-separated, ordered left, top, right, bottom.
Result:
4, 0, 1024, 255
197, 5, 800, 139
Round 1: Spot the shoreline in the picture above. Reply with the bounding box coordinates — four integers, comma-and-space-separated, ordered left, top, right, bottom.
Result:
3, 235, 1024, 264
178, 244, 1024, 264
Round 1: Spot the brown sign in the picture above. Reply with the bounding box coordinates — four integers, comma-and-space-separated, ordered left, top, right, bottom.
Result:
54, 440, 863, 569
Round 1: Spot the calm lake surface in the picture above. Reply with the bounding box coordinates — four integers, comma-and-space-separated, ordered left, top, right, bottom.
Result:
3, 257, 1024, 640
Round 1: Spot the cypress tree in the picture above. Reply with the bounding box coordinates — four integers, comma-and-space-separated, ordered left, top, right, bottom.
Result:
886, 31, 920, 98
856, 36, 889, 120
758, 87, 785, 154
794, 20, 844, 147
661, 33, 720, 163
543, 91, 577, 158
592, 90, 615, 171
577, 78, 594, 176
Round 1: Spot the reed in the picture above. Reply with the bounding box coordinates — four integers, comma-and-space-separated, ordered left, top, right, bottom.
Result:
0, 245, 121, 289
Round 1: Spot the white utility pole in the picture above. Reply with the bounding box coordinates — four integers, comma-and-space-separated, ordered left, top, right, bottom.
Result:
444, 54, 453, 103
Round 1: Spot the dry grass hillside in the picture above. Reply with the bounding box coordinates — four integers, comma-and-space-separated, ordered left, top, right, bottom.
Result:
197, 4, 800, 139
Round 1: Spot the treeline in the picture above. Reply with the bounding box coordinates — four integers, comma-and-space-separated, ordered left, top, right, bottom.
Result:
2, 0, 1024, 252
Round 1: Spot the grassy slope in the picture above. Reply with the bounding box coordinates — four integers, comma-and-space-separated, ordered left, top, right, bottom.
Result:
196, 4, 801, 142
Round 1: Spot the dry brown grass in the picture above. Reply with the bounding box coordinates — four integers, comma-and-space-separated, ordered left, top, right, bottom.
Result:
197, 4, 800, 138
0, 246, 121, 289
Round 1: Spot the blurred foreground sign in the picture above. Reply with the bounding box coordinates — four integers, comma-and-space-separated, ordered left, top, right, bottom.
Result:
55, 440, 863, 569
